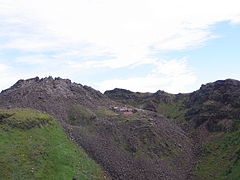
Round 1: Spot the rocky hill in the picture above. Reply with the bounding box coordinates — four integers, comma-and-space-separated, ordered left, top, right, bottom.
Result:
0, 77, 240, 179
105, 79, 240, 179
0, 77, 112, 123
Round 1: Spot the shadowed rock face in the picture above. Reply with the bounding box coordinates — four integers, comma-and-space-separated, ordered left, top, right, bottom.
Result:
185, 79, 240, 132
0, 77, 194, 180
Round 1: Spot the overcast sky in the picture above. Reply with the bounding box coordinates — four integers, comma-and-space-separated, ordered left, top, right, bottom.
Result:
0, 0, 240, 93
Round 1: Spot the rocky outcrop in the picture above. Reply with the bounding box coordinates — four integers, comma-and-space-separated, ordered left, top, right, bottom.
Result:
104, 88, 176, 112
0, 76, 112, 122
185, 79, 240, 132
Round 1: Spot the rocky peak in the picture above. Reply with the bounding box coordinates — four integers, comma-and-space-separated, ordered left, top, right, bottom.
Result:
185, 79, 240, 132
0, 77, 113, 122
2, 77, 40, 93
189, 79, 240, 107
152, 90, 175, 104
105, 88, 134, 95
198, 79, 240, 95
1, 76, 73, 93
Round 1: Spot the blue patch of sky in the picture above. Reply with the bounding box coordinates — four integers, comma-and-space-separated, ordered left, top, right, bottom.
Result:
160, 21, 240, 84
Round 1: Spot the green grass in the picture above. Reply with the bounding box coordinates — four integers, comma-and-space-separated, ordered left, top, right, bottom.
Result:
157, 100, 187, 124
95, 106, 117, 117
0, 108, 54, 129
0, 108, 106, 180
195, 130, 240, 180
233, 119, 240, 130
68, 105, 96, 126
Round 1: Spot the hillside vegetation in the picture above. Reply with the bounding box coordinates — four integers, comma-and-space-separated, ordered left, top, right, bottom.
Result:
195, 130, 240, 180
0, 108, 105, 180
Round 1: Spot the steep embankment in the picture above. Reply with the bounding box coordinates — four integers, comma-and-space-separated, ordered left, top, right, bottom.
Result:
0, 77, 194, 180
0, 108, 105, 180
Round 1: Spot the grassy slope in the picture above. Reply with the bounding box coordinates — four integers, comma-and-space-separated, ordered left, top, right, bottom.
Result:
158, 100, 240, 180
195, 129, 240, 180
156, 99, 240, 180
157, 99, 187, 125
0, 108, 105, 180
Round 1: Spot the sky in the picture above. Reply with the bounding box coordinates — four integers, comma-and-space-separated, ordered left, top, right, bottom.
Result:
0, 0, 240, 93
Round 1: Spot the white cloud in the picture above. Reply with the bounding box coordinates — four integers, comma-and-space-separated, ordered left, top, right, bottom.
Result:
151, 59, 191, 76
231, 15, 240, 24
0, 64, 10, 72
0, 64, 18, 91
2, 39, 62, 52
95, 59, 197, 93
0, 0, 240, 92
15, 55, 54, 64
1, 0, 240, 57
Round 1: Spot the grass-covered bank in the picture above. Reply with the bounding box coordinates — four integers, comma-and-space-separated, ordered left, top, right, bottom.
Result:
195, 130, 240, 180
0, 108, 106, 180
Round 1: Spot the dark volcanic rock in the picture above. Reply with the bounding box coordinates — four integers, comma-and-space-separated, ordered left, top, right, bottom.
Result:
0, 76, 112, 122
185, 79, 240, 132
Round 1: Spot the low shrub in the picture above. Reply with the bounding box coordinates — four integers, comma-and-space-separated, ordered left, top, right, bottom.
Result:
68, 105, 96, 126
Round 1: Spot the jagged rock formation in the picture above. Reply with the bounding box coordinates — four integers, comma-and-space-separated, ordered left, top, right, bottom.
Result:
0, 77, 112, 122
